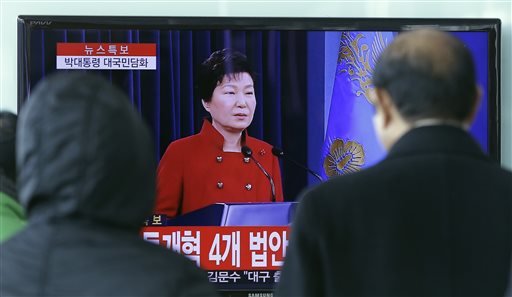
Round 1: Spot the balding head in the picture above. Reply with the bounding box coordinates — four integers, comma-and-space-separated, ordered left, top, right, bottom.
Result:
372, 29, 478, 122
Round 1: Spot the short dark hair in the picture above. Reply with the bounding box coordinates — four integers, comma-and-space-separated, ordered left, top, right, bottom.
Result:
0, 111, 17, 181
197, 49, 255, 102
372, 30, 478, 122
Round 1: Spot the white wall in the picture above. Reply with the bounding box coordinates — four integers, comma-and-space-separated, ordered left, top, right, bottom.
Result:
1, 0, 510, 169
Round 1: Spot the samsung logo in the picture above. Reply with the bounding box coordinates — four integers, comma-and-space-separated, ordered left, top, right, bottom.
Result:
29, 21, 52, 26
247, 294, 272, 297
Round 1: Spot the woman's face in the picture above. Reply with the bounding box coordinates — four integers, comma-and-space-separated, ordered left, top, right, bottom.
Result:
202, 72, 256, 134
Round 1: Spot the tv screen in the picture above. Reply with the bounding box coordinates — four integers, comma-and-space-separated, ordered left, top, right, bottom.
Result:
17, 16, 501, 292
17, 16, 501, 201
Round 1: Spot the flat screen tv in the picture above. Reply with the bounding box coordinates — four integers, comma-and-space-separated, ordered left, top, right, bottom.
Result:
17, 16, 501, 201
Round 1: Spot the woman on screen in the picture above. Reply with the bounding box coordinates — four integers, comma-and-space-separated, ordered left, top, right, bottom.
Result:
155, 49, 284, 217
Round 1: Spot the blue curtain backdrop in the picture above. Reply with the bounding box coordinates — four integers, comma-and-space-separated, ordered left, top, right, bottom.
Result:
22, 29, 308, 201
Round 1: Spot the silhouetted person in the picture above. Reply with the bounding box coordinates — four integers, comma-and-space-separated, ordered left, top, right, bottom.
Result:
0, 72, 217, 296
0, 111, 26, 242
276, 29, 512, 297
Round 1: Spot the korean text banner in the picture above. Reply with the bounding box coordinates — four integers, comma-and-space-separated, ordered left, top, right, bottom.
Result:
56, 43, 156, 70
142, 226, 289, 271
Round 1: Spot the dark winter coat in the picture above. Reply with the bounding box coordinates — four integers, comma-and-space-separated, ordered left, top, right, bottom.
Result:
277, 125, 512, 297
0, 72, 217, 297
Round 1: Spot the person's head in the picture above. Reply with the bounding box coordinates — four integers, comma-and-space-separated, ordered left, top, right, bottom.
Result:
371, 29, 481, 150
0, 111, 17, 182
17, 72, 155, 228
197, 49, 256, 134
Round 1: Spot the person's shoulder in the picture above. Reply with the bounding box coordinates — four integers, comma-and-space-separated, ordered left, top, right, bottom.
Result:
299, 163, 387, 208
491, 164, 512, 178
114, 240, 218, 295
488, 165, 512, 189
292, 175, 361, 231
321, 163, 385, 190
483, 160, 512, 177
139, 241, 214, 281
292, 166, 385, 234
164, 134, 202, 153
0, 191, 15, 206
132, 238, 197, 267
246, 135, 270, 145
246, 136, 274, 151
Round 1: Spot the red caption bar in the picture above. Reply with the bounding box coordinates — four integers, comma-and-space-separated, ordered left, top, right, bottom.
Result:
142, 226, 289, 270
57, 43, 156, 56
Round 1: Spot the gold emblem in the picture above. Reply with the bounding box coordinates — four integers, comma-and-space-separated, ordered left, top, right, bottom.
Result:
338, 32, 390, 105
324, 139, 365, 177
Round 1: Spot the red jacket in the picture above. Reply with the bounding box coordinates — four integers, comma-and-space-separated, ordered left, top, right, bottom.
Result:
155, 120, 284, 217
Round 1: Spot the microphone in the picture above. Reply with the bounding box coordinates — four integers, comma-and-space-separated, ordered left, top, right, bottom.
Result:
242, 145, 276, 202
271, 147, 323, 182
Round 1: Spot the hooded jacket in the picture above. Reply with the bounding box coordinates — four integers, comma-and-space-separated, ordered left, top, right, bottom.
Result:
0, 72, 217, 296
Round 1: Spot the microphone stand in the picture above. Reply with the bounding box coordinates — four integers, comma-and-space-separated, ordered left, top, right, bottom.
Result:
272, 147, 323, 182
242, 146, 276, 202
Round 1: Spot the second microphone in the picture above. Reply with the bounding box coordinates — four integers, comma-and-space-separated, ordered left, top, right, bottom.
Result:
242, 146, 277, 202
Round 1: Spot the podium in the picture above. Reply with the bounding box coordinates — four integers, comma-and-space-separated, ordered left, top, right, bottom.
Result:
164, 202, 298, 226
142, 202, 297, 297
